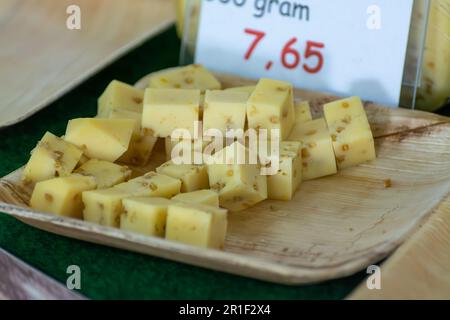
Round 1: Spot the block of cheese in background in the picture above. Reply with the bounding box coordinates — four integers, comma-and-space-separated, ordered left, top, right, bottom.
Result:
289, 118, 337, 180
156, 160, 209, 193
65, 118, 135, 162
294, 101, 312, 123
247, 78, 295, 140
97, 80, 144, 118
148, 64, 221, 91
165, 138, 209, 161
142, 88, 200, 137
74, 159, 132, 189
323, 97, 376, 169
22, 132, 83, 184
166, 202, 227, 249
30, 175, 96, 219
120, 197, 172, 237
267, 141, 302, 201
118, 134, 157, 166
203, 90, 249, 134
82, 172, 181, 227
172, 190, 219, 207
225, 86, 256, 95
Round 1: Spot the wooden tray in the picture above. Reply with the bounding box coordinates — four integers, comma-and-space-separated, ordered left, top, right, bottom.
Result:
0, 0, 175, 128
0, 74, 449, 285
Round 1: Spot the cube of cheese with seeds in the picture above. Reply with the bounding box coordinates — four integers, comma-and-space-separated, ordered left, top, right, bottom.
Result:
289, 119, 337, 180
247, 78, 295, 140
172, 190, 219, 207
118, 133, 157, 166
294, 101, 312, 123
267, 141, 302, 201
30, 175, 97, 219
65, 118, 135, 162
323, 97, 376, 169
148, 64, 221, 91
225, 85, 256, 95
142, 88, 200, 137
120, 197, 172, 237
156, 160, 209, 192
74, 159, 132, 189
203, 90, 248, 134
97, 80, 144, 118
22, 132, 83, 184
114, 172, 182, 199
166, 202, 227, 249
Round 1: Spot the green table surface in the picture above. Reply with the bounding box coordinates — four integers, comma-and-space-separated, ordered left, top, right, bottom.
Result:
0, 27, 448, 300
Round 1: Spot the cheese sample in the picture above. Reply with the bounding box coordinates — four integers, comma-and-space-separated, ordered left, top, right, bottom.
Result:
74, 159, 132, 189
118, 133, 157, 166
267, 141, 302, 201
97, 80, 144, 118
148, 64, 221, 91
289, 118, 337, 180
225, 86, 256, 95
323, 97, 376, 169
172, 190, 219, 207
247, 78, 295, 140
82, 172, 181, 227
165, 202, 227, 249
30, 175, 96, 219
65, 118, 135, 162
156, 160, 209, 193
203, 90, 248, 134
294, 101, 312, 123
120, 197, 171, 237
22, 132, 83, 184
142, 88, 200, 137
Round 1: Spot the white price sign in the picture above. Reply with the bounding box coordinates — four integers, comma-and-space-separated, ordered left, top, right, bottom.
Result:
194, 0, 414, 107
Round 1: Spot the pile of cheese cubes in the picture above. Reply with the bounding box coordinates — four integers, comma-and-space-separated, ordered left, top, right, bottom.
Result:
23, 64, 376, 250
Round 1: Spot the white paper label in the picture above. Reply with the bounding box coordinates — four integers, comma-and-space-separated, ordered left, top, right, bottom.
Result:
195, 0, 414, 107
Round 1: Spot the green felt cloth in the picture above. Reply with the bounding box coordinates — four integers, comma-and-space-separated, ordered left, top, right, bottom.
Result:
0, 27, 447, 300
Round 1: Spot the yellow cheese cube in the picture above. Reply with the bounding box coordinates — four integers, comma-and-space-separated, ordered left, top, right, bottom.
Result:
30, 175, 96, 219
22, 132, 83, 184
120, 197, 172, 237
323, 97, 376, 169
203, 90, 249, 134
225, 85, 256, 95
97, 80, 144, 118
294, 101, 312, 123
118, 133, 157, 166
166, 202, 227, 249
289, 118, 337, 180
142, 88, 200, 137
82, 172, 181, 227
172, 190, 219, 207
76, 154, 90, 168
247, 78, 295, 140
74, 159, 132, 189
148, 64, 221, 91
156, 160, 209, 193
65, 118, 135, 162
267, 141, 302, 201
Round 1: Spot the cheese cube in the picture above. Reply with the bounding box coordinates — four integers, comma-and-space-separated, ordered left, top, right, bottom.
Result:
323, 97, 376, 169
148, 64, 221, 91
166, 202, 227, 249
82, 172, 181, 227
74, 159, 132, 189
30, 175, 96, 219
22, 132, 83, 184
267, 141, 302, 201
172, 190, 219, 207
118, 133, 157, 166
203, 90, 248, 134
142, 88, 200, 137
289, 119, 337, 180
225, 86, 256, 95
120, 197, 172, 237
247, 78, 295, 140
294, 101, 312, 123
97, 80, 144, 118
65, 118, 135, 162
156, 160, 209, 192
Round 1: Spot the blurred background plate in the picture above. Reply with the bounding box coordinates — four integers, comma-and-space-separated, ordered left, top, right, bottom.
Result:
0, 0, 175, 128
